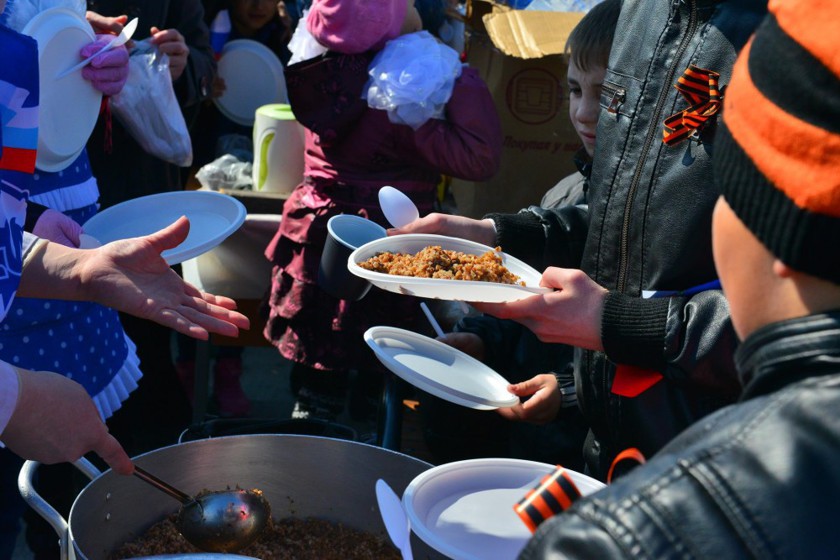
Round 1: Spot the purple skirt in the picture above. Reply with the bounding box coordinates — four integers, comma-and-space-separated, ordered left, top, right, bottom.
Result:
263, 179, 436, 372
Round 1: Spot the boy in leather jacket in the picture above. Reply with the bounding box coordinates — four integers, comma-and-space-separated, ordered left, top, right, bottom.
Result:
391, 0, 767, 480
519, 0, 840, 556
428, 0, 620, 469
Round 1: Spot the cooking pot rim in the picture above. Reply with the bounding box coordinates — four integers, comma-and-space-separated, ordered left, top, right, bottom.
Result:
48, 435, 434, 560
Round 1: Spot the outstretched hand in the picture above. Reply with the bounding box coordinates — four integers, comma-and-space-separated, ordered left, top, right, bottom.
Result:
80, 216, 249, 339
496, 373, 561, 424
472, 267, 607, 351
387, 212, 498, 247
21, 217, 249, 340
1, 368, 134, 475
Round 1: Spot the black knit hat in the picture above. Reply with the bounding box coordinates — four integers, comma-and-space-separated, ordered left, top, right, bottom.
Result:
713, 0, 840, 284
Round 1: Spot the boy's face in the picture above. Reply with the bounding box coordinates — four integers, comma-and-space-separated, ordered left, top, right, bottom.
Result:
230, 0, 276, 35
400, 0, 423, 35
567, 58, 605, 158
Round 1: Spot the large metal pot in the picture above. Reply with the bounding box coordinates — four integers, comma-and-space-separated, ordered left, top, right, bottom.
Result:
19, 435, 440, 560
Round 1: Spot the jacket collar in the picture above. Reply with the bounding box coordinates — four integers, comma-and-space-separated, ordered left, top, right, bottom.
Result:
574, 147, 593, 179
736, 311, 840, 399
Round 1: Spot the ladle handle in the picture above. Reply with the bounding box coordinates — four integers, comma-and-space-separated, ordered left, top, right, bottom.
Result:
133, 465, 194, 505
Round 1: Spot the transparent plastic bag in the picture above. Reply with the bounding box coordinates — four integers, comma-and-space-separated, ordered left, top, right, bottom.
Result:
109, 39, 193, 167
195, 154, 253, 191
287, 9, 328, 65
365, 31, 463, 130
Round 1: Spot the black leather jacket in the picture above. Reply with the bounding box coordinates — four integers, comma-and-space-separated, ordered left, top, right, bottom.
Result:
488, 0, 766, 479
520, 312, 840, 559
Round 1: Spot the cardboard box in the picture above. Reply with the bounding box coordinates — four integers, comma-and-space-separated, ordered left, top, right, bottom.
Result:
450, 1, 584, 218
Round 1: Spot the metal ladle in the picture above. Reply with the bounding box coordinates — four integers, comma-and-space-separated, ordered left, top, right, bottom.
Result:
133, 465, 271, 552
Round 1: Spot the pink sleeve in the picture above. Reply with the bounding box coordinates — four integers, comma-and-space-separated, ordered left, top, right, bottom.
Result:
0, 362, 19, 438
398, 67, 503, 181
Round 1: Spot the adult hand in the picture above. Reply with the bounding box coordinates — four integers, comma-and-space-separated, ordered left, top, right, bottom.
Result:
1, 368, 134, 475
80, 36, 129, 96
436, 332, 486, 361
387, 212, 498, 248
86, 12, 127, 35
472, 267, 608, 351
33, 209, 82, 247
496, 373, 561, 424
150, 26, 189, 81
21, 217, 249, 340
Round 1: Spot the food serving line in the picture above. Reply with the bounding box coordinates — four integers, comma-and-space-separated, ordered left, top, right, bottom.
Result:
19, 186, 608, 559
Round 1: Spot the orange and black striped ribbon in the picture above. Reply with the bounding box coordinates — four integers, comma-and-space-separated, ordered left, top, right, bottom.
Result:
607, 447, 646, 483
514, 466, 582, 534
662, 65, 722, 146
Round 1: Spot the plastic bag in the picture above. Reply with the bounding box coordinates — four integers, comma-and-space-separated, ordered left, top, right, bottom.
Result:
364, 31, 463, 130
287, 9, 328, 65
214, 133, 253, 162
195, 154, 253, 191
109, 39, 193, 167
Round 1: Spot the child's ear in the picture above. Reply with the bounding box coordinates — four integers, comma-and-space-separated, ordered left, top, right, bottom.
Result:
772, 259, 795, 279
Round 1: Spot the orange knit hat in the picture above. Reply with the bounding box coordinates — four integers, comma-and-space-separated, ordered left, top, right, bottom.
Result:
714, 0, 840, 283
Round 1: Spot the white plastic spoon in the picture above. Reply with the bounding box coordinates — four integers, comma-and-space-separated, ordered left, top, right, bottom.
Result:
56, 17, 139, 79
420, 302, 445, 338
375, 479, 413, 560
379, 186, 419, 229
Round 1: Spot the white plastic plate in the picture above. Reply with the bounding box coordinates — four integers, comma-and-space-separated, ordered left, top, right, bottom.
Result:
364, 326, 520, 410
403, 458, 606, 560
23, 8, 101, 172
214, 39, 287, 126
80, 191, 246, 265
348, 234, 552, 303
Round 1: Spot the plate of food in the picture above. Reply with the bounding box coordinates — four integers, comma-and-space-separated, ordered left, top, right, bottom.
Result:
364, 326, 520, 410
80, 190, 246, 265
348, 234, 552, 303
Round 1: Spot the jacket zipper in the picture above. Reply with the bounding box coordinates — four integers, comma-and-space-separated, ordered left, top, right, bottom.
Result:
616, 0, 699, 294
602, 83, 626, 114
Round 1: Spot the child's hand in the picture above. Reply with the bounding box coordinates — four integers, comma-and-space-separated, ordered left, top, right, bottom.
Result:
149, 26, 190, 81
436, 332, 486, 361
497, 373, 561, 424
473, 267, 607, 352
211, 76, 227, 98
